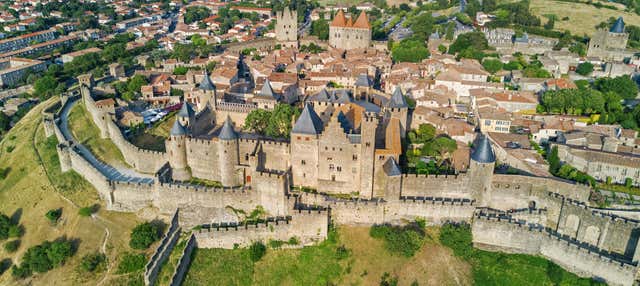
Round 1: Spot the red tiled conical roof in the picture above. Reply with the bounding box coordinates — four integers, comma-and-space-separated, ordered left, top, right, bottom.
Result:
331, 9, 347, 27
353, 10, 370, 29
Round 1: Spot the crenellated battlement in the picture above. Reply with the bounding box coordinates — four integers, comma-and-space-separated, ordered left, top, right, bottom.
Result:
216, 102, 258, 113
159, 182, 251, 194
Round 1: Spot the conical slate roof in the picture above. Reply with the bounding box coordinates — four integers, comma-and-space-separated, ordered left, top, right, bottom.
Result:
292, 104, 324, 135
610, 17, 625, 33
258, 79, 276, 98
383, 157, 402, 176
170, 120, 187, 136
218, 116, 238, 140
387, 87, 408, 108
335, 90, 352, 103
177, 102, 195, 118
556, 132, 566, 144
471, 134, 496, 163
199, 71, 216, 91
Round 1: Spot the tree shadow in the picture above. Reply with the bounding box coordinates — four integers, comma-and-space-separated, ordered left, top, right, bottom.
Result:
150, 219, 167, 235
10, 208, 22, 225
0, 258, 12, 275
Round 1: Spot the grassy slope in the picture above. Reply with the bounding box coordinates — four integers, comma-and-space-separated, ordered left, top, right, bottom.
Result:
184, 227, 472, 286
528, 0, 640, 36
67, 102, 128, 168
0, 99, 142, 285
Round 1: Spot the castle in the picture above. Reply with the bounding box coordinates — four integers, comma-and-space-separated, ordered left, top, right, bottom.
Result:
41, 74, 640, 286
275, 7, 298, 48
329, 10, 371, 50
587, 17, 634, 61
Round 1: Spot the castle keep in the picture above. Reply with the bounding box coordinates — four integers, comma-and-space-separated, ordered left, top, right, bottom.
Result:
40, 74, 640, 286
275, 7, 298, 48
329, 10, 371, 50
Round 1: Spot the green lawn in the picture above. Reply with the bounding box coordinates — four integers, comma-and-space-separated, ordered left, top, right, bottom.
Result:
67, 102, 129, 168
130, 112, 176, 152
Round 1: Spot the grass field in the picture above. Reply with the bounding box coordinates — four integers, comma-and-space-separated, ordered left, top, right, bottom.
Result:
528, 0, 640, 36
184, 226, 472, 286
185, 224, 606, 286
67, 102, 128, 168
0, 99, 143, 285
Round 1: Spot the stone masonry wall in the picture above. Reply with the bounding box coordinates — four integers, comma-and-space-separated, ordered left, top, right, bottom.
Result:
473, 216, 638, 286
169, 234, 196, 286
144, 210, 181, 286
81, 86, 168, 174
194, 210, 328, 248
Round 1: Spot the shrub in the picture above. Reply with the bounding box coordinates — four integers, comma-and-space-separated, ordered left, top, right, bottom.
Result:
80, 252, 106, 272
8, 225, 22, 238
0, 213, 11, 240
78, 205, 97, 217
129, 222, 160, 250
45, 209, 62, 224
249, 242, 266, 262
116, 253, 146, 274
439, 222, 474, 260
369, 222, 425, 257
4, 240, 19, 253
11, 238, 75, 279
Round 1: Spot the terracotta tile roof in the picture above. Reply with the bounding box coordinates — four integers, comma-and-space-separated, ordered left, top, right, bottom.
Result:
353, 11, 370, 29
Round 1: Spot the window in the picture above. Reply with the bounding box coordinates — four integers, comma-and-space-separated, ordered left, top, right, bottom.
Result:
337, 166, 342, 172
378, 155, 385, 160
327, 157, 333, 161
353, 155, 358, 160
301, 160, 306, 165
331, 175, 336, 181
329, 164, 335, 171
485, 120, 491, 126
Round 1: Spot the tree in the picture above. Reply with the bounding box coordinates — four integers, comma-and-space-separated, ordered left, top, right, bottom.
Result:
448, 31, 489, 55
80, 252, 106, 272
392, 38, 430, 63
129, 222, 160, 250
4, 240, 19, 253
407, 13, 434, 40
265, 104, 300, 138
547, 146, 561, 174
127, 75, 148, 95
0, 213, 11, 240
46, 240, 73, 266
569, 42, 587, 57
0, 113, 9, 132
310, 19, 329, 40
595, 76, 639, 100
482, 59, 503, 74
244, 109, 271, 135
438, 44, 447, 54
249, 242, 266, 262
45, 209, 62, 224
184, 6, 211, 24
33, 76, 60, 100
575, 62, 594, 76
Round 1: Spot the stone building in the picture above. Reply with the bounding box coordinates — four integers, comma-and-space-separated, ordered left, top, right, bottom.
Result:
587, 17, 634, 61
275, 7, 298, 48
0, 57, 45, 87
329, 10, 371, 50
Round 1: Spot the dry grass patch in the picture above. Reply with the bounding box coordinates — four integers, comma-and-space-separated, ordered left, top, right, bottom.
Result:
528, 0, 640, 36
0, 99, 142, 285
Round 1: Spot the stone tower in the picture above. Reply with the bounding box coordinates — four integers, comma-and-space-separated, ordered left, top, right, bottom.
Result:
197, 70, 217, 110
290, 104, 324, 189
587, 17, 631, 61
167, 120, 191, 181
359, 113, 378, 199
384, 87, 409, 138
329, 10, 371, 50
468, 134, 496, 205
275, 7, 298, 48
217, 116, 239, 187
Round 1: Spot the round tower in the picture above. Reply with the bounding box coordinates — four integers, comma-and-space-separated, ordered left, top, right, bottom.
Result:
166, 120, 191, 181
217, 116, 239, 187
468, 134, 496, 205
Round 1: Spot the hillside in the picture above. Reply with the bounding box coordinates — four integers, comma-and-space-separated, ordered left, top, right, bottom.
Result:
528, 0, 640, 36
0, 99, 142, 285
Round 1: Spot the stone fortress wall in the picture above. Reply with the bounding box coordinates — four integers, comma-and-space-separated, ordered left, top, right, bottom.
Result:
473, 215, 637, 286
81, 85, 168, 174
43, 83, 640, 285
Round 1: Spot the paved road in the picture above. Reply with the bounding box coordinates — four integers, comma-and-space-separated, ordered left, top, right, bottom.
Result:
59, 98, 154, 184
